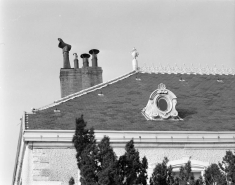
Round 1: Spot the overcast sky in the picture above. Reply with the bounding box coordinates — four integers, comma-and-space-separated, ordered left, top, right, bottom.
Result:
0, 0, 235, 184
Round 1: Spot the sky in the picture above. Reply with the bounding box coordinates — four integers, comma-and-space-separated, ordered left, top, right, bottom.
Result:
0, 0, 235, 184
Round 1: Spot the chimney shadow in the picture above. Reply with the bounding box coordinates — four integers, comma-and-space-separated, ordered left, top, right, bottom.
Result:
177, 108, 197, 119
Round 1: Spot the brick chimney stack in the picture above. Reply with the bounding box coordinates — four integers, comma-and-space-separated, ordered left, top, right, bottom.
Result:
58, 39, 103, 98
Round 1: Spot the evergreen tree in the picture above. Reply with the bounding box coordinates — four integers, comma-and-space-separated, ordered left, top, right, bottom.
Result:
80, 143, 98, 185
174, 177, 180, 185
136, 156, 148, 185
204, 163, 226, 185
195, 176, 203, 185
150, 157, 174, 185
179, 161, 194, 185
97, 136, 119, 185
167, 165, 174, 185
72, 115, 98, 185
118, 139, 147, 185
219, 150, 235, 184
69, 177, 75, 185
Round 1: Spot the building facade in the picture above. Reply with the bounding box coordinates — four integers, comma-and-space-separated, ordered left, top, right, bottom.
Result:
13, 41, 235, 185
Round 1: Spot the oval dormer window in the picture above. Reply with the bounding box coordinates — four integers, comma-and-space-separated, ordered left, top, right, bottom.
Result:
157, 97, 168, 111
142, 83, 182, 120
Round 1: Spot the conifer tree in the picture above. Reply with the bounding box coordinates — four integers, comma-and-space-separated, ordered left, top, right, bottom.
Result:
136, 156, 148, 185
179, 161, 194, 185
204, 163, 226, 185
219, 150, 235, 184
72, 115, 98, 185
195, 176, 203, 185
69, 177, 75, 185
97, 136, 119, 185
118, 139, 147, 185
149, 157, 174, 185
80, 143, 98, 185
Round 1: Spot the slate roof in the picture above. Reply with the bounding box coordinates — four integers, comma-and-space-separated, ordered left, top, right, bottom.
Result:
27, 71, 235, 131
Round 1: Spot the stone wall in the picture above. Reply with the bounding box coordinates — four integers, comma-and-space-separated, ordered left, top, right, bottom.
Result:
81, 67, 103, 89
22, 147, 33, 185
31, 148, 78, 185
60, 69, 83, 98
25, 147, 229, 185
60, 67, 102, 98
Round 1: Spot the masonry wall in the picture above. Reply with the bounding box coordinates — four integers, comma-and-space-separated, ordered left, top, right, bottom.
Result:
60, 67, 102, 98
22, 147, 229, 185
22, 147, 33, 185
81, 67, 103, 89
60, 69, 83, 98
22, 148, 78, 185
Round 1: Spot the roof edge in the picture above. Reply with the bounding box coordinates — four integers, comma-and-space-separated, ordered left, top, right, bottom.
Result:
35, 70, 137, 111
24, 129, 235, 134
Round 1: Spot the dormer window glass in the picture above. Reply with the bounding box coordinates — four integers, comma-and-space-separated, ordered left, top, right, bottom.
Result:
157, 97, 168, 112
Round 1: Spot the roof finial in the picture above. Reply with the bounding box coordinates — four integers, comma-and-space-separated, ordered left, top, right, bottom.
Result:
131, 47, 139, 59
131, 47, 139, 71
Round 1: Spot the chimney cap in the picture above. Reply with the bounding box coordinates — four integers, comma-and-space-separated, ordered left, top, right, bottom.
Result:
73, 53, 78, 59
58, 38, 71, 51
80, 53, 90, 58
89, 49, 99, 55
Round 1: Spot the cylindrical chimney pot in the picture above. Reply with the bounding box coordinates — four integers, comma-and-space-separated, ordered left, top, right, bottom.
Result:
89, 49, 99, 67
58, 38, 72, 68
73, 53, 79, 69
74, 59, 79, 69
80, 53, 90, 67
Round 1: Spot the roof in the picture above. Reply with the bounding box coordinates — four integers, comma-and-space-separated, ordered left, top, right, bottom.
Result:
27, 71, 235, 131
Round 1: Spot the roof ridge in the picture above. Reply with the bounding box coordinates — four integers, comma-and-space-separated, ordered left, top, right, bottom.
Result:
140, 65, 235, 75
36, 70, 137, 111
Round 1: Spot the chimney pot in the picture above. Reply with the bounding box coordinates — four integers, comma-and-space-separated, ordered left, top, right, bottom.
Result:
80, 53, 90, 67
89, 49, 100, 67
58, 38, 72, 68
73, 53, 79, 69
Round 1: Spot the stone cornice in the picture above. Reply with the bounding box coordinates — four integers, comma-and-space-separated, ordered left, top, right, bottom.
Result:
24, 130, 235, 147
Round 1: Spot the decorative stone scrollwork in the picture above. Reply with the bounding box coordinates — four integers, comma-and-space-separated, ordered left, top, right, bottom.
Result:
142, 83, 182, 120
139, 64, 235, 75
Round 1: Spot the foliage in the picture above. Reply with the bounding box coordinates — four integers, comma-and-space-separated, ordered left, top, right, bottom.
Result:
204, 163, 226, 185
194, 176, 203, 185
97, 136, 119, 185
149, 157, 174, 185
219, 150, 235, 184
118, 139, 148, 185
80, 143, 98, 185
69, 177, 75, 185
179, 161, 194, 185
72, 116, 149, 185
136, 156, 148, 185
72, 115, 98, 185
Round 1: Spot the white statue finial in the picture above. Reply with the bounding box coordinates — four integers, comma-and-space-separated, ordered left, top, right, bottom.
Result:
131, 47, 139, 71
131, 47, 139, 59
